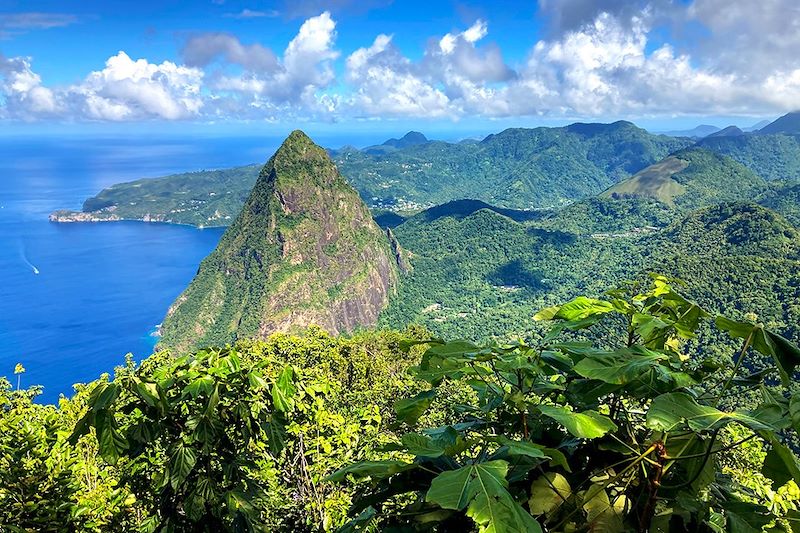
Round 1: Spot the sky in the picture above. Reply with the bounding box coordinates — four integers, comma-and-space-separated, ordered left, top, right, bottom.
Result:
1, 0, 800, 136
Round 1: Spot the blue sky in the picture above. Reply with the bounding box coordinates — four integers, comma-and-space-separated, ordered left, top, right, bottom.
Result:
1, 0, 799, 136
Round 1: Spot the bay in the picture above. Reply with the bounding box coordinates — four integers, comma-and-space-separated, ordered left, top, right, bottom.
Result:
0, 134, 369, 402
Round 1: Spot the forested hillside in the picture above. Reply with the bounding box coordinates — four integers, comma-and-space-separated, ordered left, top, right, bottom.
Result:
381, 201, 800, 342
334, 121, 691, 209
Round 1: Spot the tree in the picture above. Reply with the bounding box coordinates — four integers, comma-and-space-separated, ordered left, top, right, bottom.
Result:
332, 275, 800, 532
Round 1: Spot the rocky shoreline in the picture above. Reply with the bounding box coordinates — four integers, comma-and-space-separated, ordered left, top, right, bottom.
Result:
49, 210, 122, 223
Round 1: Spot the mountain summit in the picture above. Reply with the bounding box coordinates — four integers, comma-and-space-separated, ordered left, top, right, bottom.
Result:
759, 111, 800, 134
382, 131, 429, 148
159, 130, 399, 351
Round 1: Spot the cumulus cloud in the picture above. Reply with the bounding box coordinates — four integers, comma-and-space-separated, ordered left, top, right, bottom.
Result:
196, 12, 340, 115
182, 33, 278, 72
4, 3, 800, 122
0, 54, 59, 118
0, 52, 202, 121
344, 19, 515, 118
71, 52, 204, 121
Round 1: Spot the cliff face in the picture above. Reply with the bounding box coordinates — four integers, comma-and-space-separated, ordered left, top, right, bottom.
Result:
159, 131, 399, 352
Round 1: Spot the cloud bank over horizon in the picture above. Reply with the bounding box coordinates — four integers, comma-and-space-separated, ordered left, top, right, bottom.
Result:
2, 0, 800, 124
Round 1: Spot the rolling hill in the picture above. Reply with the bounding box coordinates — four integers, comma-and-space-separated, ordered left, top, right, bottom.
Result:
601, 148, 768, 209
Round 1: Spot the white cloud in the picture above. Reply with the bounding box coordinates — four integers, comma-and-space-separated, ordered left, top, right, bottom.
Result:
0, 54, 59, 118
4, 4, 800, 122
182, 33, 278, 72
346, 34, 450, 117
344, 20, 514, 118
224, 9, 279, 19
72, 52, 204, 121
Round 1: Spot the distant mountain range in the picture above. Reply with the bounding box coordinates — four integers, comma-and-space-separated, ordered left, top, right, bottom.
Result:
51, 112, 800, 227
48, 119, 800, 347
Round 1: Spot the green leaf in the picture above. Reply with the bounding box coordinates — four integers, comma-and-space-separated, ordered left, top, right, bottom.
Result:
184, 376, 214, 399
90, 382, 120, 410
95, 409, 128, 465
426, 464, 476, 511
582, 484, 624, 532
721, 501, 773, 533
551, 297, 615, 321
760, 432, 800, 490
538, 405, 617, 439
338, 506, 377, 533
400, 433, 446, 458
394, 389, 437, 425
169, 443, 197, 489
265, 416, 286, 454
528, 472, 571, 515
426, 461, 542, 533
572, 347, 668, 385
791, 393, 800, 432
325, 460, 416, 483
646, 392, 778, 433
133, 380, 160, 407
271, 366, 296, 413
533, 305, 560, 321
494, 437, 548, 460
716, 317, 800, 385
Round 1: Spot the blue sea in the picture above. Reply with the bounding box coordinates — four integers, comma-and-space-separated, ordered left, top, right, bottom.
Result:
0, 133, 377, 402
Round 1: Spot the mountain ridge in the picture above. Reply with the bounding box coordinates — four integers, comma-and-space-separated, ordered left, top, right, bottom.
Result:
159, 130, 399, 352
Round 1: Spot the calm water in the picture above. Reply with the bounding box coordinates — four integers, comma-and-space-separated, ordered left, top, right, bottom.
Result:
0, 134, 378, 402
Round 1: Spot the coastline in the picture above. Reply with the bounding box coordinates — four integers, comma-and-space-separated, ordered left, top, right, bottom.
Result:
48, 210, 230, 229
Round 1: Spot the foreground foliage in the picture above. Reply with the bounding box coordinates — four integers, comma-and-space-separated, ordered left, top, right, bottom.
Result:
335, 276, 800, 532
2, 278, 800, 532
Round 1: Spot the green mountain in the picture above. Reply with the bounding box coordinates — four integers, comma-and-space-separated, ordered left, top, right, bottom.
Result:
51, 121, 691, 225
698, 133, 800, 181
333, 121, 692, 210
49, 165, 261, 226
758, 111, 800, 134
601, 148, 767, 209
378, 131, 429, 149
706, 125, 744, 137
159, 131, 399, 352
757, 181, 800, 226
535, 196, 676, 235
381, 201, 800, 341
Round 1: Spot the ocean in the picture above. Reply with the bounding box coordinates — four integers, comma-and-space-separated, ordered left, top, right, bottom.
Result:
0, 133, 374, 403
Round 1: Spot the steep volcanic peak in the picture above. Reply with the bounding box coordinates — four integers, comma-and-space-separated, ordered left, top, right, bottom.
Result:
159, 130, 400, 352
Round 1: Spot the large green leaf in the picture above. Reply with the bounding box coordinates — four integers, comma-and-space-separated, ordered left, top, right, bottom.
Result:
494, 437, 548, 460
646, 393, 778, 432
325, 460, 416, 483
184, 375, 214, 399
400, 433, 446, 458
538, 405, 617, 439
528, 473, 571, 515
169, 443, 197, 489
791, 393, 800, 432
426, 461, 541, 533
271, 366, 296, 413
582, 484, 625, 532
720, 501, 773, 533
716, 316, 800, 385
394, 389, 437, 425
94, 409, 128, 465
760, 432, 800, 490
572, 347, 668, 385
548, 297, 615, 321
90, 382, 120, 410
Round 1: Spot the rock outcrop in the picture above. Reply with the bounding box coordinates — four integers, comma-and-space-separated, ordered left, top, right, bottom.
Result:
159, 130, 399, 352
